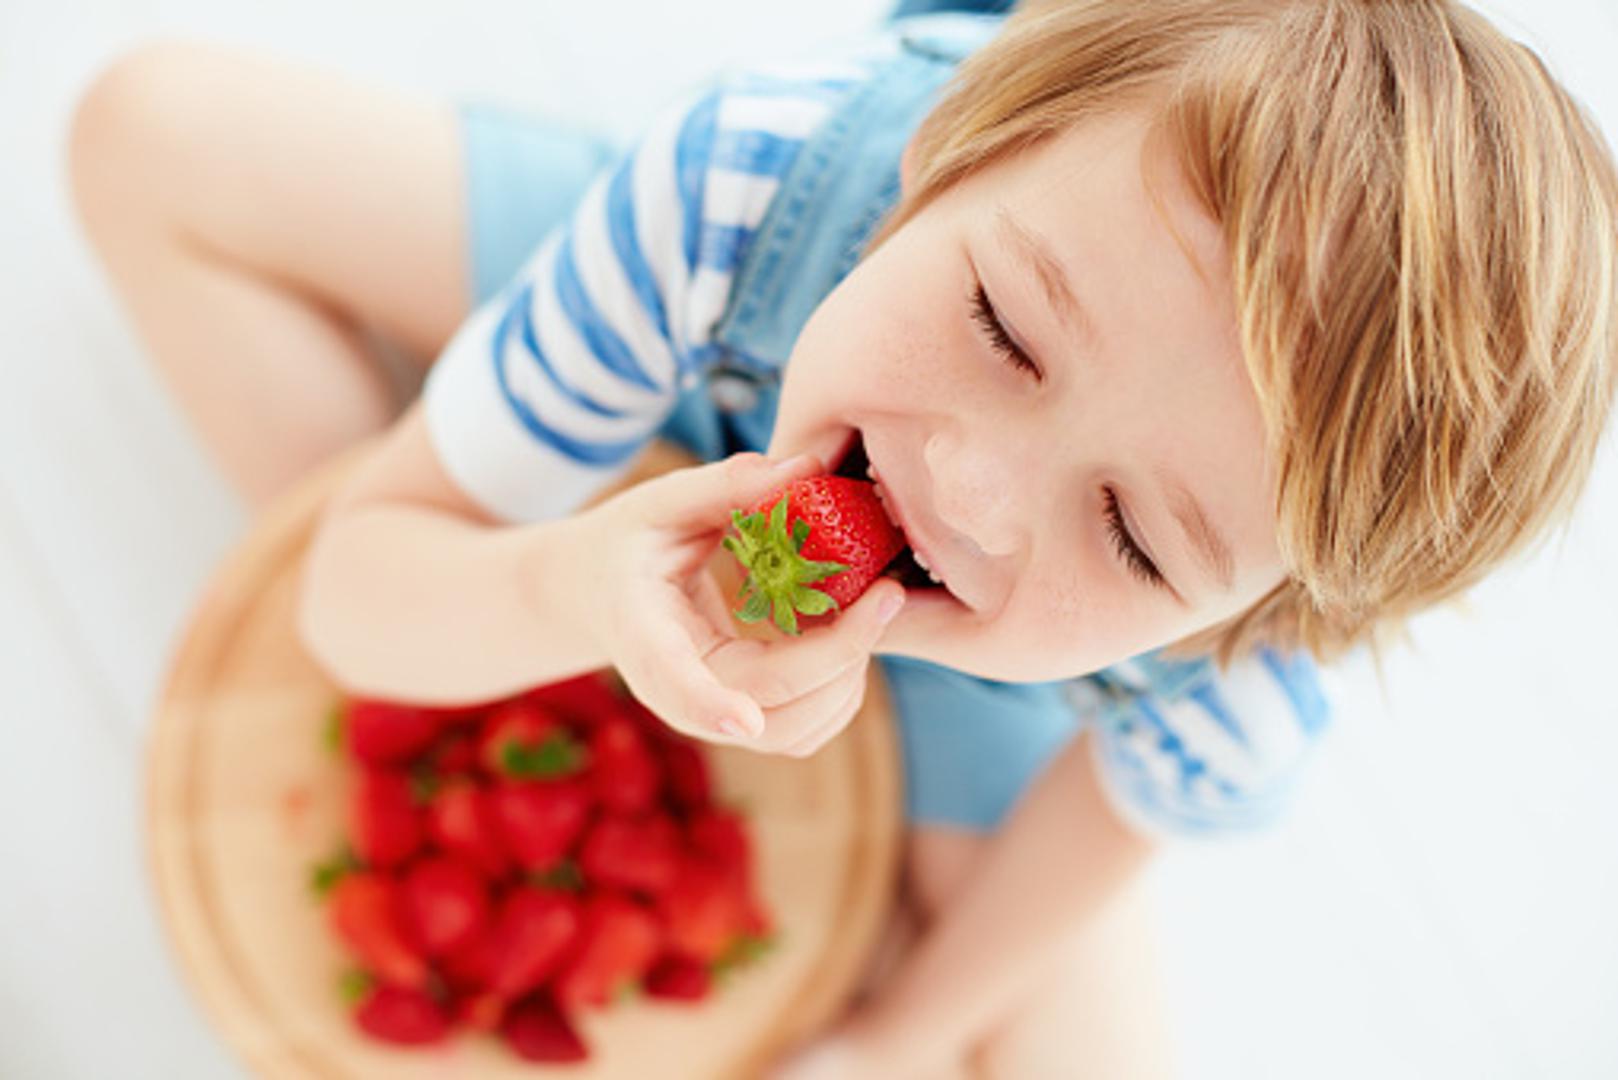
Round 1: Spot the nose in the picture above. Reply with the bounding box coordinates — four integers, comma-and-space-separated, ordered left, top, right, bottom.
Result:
921, 428, 1023, 558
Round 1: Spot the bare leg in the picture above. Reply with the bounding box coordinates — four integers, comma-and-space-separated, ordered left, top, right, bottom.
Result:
904, 826, 1180, 1080
69, 41, 470, 509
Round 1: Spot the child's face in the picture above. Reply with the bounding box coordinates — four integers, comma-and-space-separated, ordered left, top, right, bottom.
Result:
769, 101, 1288, 681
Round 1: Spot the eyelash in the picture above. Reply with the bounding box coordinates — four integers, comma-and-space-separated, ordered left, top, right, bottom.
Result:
1102, 487, 1167, 589
968, 280, 1040, 378
969, 277, 1166, 592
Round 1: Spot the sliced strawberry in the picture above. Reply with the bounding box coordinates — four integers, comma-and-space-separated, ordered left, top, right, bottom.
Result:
579, 814, 682, 896
588, 716, 661, 815
426, 778, 510, 879
725, 475, 904, 634
342, 699, 443, 765
349, 769, 422, 869
660, 739, 712, 811
554, 892, 663, 1010
501, 994, 589, 1063
489, 779, 593, 871
644, 955, 713, 1002
401, 857, 489, 958
487, 887, 584, 998
352, 985, 451, 1046
328, 873, 427, 989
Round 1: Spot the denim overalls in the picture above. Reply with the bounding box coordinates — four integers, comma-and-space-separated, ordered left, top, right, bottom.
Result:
456, 12, 1332, 833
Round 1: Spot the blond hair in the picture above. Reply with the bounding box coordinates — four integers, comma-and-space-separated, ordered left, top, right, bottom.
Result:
868, 0, 1618, 669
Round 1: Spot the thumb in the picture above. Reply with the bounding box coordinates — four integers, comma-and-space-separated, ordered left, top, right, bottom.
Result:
636, 451, 821, 530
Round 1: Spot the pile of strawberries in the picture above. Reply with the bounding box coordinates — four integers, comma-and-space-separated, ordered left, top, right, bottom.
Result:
313, 671, 774, 1062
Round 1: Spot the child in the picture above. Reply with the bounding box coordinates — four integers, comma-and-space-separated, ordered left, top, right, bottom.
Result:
70, 1, 1618, 1076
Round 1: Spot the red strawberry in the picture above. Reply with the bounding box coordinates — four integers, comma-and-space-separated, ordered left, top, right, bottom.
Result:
724, 476, 903, 634
659, 859, 752, 965
686, 808, 752, 877
328, 874, 428, 989
349, 770, 422, 869
521, 671, 624, 729
352, 985, 450, 1046
489, 779, 593, 871
501, 994, 589, 1063
615, 689, 682, 746
454, 989, 506, 1033
342, 699, 442, 765
487, 887, 584, 998
428, 728, 480, 774
478, 701, 584, 779
644, 955, 713, 1002
588, 716, 661, 815
426, 778, 510, 879
554, 893, 662, 1009
579, 814, 682, 896
440, 923, 499, 995
660, 740, 712, 811
401, 857, 489, 957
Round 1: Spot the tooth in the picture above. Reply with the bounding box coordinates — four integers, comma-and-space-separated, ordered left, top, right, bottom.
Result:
871, 484, 903, 531
912, 548, 932, 573
928, 569, 943, 585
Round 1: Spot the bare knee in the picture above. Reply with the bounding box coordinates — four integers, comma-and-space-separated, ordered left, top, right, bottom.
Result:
68, 40, 226, 234
906, 826, 988, 925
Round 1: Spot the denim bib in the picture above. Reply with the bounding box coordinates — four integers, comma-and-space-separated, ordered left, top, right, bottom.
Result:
657, 13, 1002, 464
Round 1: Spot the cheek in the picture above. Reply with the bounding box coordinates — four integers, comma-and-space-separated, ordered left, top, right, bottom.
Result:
793, 254, 965, 404
1006, 540, 1176, 665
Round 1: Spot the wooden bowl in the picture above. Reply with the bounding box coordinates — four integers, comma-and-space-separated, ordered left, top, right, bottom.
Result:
146, 441, 903, 1079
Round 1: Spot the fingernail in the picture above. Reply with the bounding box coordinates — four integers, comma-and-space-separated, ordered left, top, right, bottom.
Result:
717, 716, 751, 738
878, 591, 905, 624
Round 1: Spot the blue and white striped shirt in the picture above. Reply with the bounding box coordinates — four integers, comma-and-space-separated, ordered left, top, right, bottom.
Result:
424, 52, 885, 521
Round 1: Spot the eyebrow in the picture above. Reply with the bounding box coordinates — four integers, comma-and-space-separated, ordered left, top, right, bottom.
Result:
1156, 468, 1237, 594
994, 207, 1101, 352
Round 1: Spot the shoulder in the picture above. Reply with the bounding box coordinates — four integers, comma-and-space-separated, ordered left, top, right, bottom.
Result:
1078, 646, 1336, 839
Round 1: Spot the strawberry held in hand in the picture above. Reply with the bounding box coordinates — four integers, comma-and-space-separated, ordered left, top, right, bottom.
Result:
724, 476, 904, 635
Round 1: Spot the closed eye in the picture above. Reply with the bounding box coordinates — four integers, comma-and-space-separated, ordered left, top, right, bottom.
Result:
1102, 486, 1168, 590
969, 279, 1041, 379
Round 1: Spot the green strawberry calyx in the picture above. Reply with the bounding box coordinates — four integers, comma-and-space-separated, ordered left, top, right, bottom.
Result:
722, 495, 846, 636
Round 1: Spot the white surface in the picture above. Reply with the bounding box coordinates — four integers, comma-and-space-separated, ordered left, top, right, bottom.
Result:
2, 1, 1615, 1078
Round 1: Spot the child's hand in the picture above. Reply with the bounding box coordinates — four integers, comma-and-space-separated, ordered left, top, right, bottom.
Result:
550, 452, 905, 752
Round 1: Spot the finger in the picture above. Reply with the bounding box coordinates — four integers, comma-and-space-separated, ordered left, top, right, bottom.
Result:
706, 579, 905, 708
634, 451, 821, 530
778, 671, 867, 759
613, 602, 766, 740
751, 664, 867, 757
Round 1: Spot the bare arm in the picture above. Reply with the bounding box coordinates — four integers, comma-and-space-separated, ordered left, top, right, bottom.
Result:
297, 402, 610, 704
845, 729, 1160, 1074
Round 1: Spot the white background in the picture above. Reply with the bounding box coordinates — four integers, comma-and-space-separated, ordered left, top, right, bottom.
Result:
1, 1, 1614, 1077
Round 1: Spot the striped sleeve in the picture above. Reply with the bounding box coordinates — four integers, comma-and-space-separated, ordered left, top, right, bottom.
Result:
1077, 646, 1336, 841
422, 66, 861, 523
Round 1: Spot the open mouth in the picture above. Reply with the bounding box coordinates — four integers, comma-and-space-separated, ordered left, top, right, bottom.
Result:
832, 430, 946, 595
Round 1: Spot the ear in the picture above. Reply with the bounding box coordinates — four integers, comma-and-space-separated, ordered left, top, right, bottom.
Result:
900, 131, 919, 197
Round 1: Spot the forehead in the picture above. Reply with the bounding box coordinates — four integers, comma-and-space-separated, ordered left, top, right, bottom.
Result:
990, 103, 1231, 323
